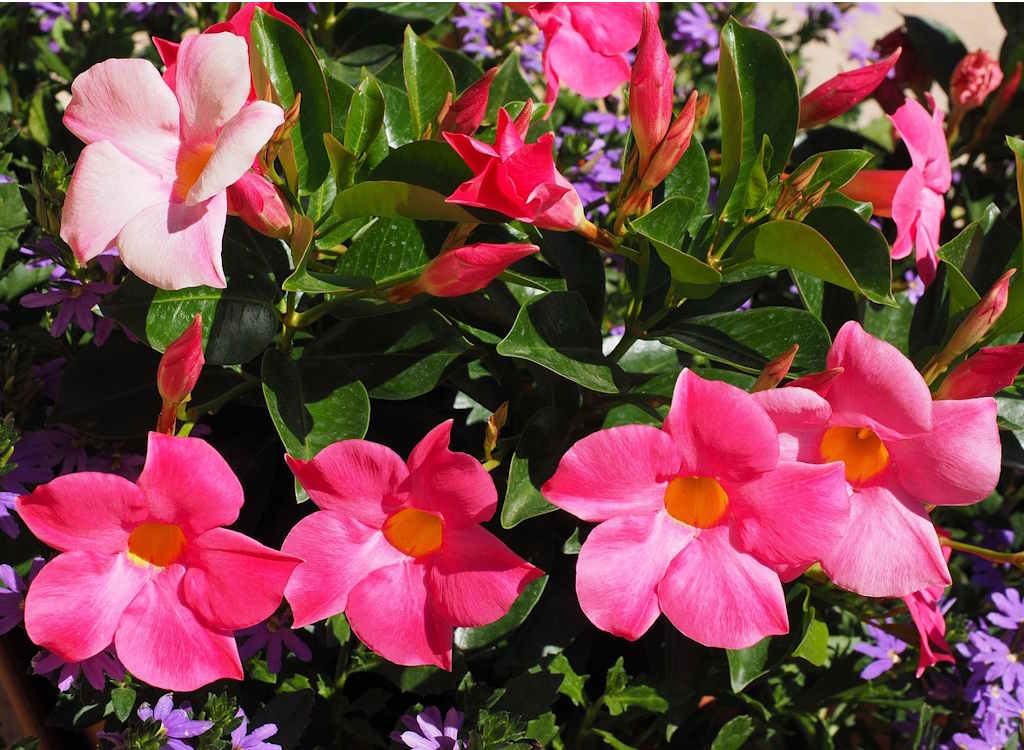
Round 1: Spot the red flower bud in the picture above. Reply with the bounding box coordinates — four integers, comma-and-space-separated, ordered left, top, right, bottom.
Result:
630, 6, 674, 174
752, 345, 798, 392
440, 68, 498, 136
951, 50, 1004, 112
389, 243, 540, 302
226, 171, 292, 239
798, 49, 901, 129
945, 268, 1015, 359
935, 344, 1024, 400
158, 314, 205, 404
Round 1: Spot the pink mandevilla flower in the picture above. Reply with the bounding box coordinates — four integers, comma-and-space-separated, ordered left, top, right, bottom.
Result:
541, 369, 850, 650
17, 432, 301, 690
901, 542, 954, 676
60, 32, 284, 290
752, 322, 1000, 598
282, 420, 543, 668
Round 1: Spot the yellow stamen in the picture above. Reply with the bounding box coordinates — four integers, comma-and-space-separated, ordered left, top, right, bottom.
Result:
819, 425, 890, 484
382, 508, 443, 557
127, 522, 186, 567
664, 476, 729, 528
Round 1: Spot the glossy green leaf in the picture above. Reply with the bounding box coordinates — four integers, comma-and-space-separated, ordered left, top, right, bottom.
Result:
501, 407, 567, 528
370, 140, 472, 195
378, 81, 416, 147
0, 182, 29, 262
790, 149, 873, 193
333, 180, 479, 222
497, 292, 620, 393
454, 576, 547, 650
711, 716, 756, 750
251, 9, 332, 192
486, 53, 535, 121
630, 198, 721, 297
109, 687, 136, 723
373, 2, 455, 23
664, 139, 710, 232
403, 26, 455, 137
344, 75, 385, 156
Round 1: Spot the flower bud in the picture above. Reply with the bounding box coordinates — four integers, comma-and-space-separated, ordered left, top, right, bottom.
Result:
951, 50, 1004, 112
798, 49, 901, 130
440, 68, 497, 136
226, 171, 292, 239
157, 314, 205, 434
934, 344, 1024, 400
629, 6, 674, 175
786, 367, 844, 396
389, 243, 539, 302
752, 344, 798, 392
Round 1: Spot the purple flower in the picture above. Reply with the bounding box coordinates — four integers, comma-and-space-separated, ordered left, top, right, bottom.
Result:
236, 613, 312, 674
992, 684, 1024, 723
21, 278, 118, 342
988, 589, 1024, 630
391, 707, 463, 750
673, 3, 720, 66
581, 111, 629, 136
30, 2, 69, 32
230, 709, 280, 750
847, 37, 878, 66
137, 694, 213, 750
31, 357, 65, 404
951, 712, 1012, 750
0, 429, 74, 538
0, 558, 43, 634
20, 238, 68, 279
904, 270, 925, 304
33, 648, 124, 692
853, 623, 908, 679
454, 3, 500, 61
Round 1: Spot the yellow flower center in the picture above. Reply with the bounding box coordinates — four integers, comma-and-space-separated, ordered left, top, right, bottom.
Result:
127, 522, 186, 567
173, 142, 215, 200
819, 426, 890, 484
663, 476, 729, 528
382, 508, 443, 557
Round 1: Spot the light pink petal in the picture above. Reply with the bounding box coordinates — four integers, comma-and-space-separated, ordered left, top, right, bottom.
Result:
825, 321, 933, 437
117, 191, 228, 289
889, 398, 1000, 506
282, 510, 403, 628
729, 460, 850, 580
566, 3, 649, 55
751, 386, 832, 462
17, 473, 147, 553
545, 21, 631, 98
663, 369, 779, 479
59, 142, 171, 264
346, 561, 453, 669
175, 33, 251, 143
541, 424, 680, 522
25, 551, 151, 662
405, 420, 497, 528
576, 512, 693, 640
426, 524, 542, 627
658, 526, 788, 649
136, 432, 243, 538
187, 101, 283, 204
820, 485, 951, 597
285, 440, 408, 527
181, 528, 300, 631
114, 564, 242, 691
63, 58, 179, 174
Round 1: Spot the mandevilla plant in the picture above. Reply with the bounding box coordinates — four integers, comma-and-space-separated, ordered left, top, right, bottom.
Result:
5, 2, 1024, 749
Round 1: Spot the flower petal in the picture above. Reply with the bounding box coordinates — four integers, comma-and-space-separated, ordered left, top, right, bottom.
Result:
405, 420, 497, 528
117, 191, 228, 290
181, 528, 300, 631
25, 551, 151, 662
426, 524, 542, 627
820, 485, 951, 597
187, 101, 283, 204
286, 440, 408, 527
59, 142, 171, 264
17, 473, 147, 553
346, 561, 453, 669
751, 386, 831, 462
576, 512, 693, 640
114, 564, 242, 691
658, 526, 789, 649
889, 398, 1000, 506
136, 433, 243, 538
175, 33, 251, 143
63, 58, 179, 174
825, 321, 933, 437
282, 510, 402, 628
544, 20, 631, 98
541, 424, 679, 522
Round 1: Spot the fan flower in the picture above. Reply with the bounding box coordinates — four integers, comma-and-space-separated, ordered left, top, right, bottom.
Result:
138, 694, 213, 750
392, 706, 463, 750
236, 611, 312, 674
752, 322, 1000, 598
853, 623, 907, 679
542, 369, 850, 649
33, 647, 125, 692
60, 32, 284, 289
282, 420, 543, 668
0, 558, 44, 634
230, 709, 280, 750
17, 432, 301, 690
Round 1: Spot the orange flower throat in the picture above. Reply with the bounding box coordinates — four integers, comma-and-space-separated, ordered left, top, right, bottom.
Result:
382, 508, 443, 557
664, 476, 729, 528
819, 425, 890, 483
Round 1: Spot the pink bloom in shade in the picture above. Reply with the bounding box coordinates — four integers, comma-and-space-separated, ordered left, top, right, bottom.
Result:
901, 542, 954, 677
282, 420, 543, 669
840, 98, 950, 284
60, 33, 285, 290
444, 105, 585, 231
798, 49, 901, 129
511, 3, 654, 111
541, 370, 850, 650
935, 344, 1024, 400
16, 432, 301, 691
951, 50, 1004, 112
389, 243, 540, 302
752, 322, 1001, 598
440, 68, 498, 136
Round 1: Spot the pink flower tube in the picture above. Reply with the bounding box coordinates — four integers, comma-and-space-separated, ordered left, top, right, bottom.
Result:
389, 243, 540, 302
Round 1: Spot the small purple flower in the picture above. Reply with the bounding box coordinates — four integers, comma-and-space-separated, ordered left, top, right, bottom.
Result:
137, 694, 213, 750
30, 2, 69, 32
21, 278, 118, 341
0, 558, 43, 634
853, 623, 908, 679
737, 298, 753, 311
20, 238, 68, 279
0, 429, 75, 538
230, 709, 280, 750
950, 712, 1012, 750
31, 357, 66, 403
673, 3, 720, 66
33, 647, 124, 692
581, 111, 629, 136
392, 707, 463, 750
236, 612, 312, 674
988, 589, 1024, 630
454, 3, 500, 61
904, 270, 925, 304
847, 37, 878, 66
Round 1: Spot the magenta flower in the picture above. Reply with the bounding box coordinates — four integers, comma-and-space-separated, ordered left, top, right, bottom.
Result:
901, 544, 955, 676
59, 33, 284, 289
542, 369, 849, 649
0, 558, 44, 633
137, 694, 213, 750
230, 709, 280, 750
852, 623, 907, 679
935, 344, 1024, 400
392, 707, 463, 750
33, 647, 125, 692
236, 611, 312, 674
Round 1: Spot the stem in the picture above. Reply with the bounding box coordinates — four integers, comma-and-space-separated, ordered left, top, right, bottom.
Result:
607, 332, 638, 363
573, 696, 605, 750
939, 536, 1024, 568
708, 222, 746, 266
185, 380, 259, 421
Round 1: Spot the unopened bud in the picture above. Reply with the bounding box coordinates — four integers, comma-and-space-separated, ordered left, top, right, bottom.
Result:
440, 68, 497, 136
512, 99, 533, 141
388, 243, 539, 303
935, 344, 1024, 400
786, 366, 844, 396
227, 171, 292, 239
629, 5, 674, 175
156, 314, 205, 434
752, 344, 798, 392
951, 50, 1003, 113
262, 92, 302, 171
484, 402, 509, 462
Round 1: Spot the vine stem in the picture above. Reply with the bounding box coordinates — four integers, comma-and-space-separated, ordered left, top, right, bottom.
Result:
939, 536, 1024, 568
185, 380, 260, 421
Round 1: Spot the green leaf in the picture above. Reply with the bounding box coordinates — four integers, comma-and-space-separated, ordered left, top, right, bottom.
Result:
261, 348, 370, 461
904, 15, 967, 92
333, 180, 479, 223
109, 687, 136, 723
403, 26, 455, 137
592, 730, 638, 750
371, 140, 473, 195
790, 149, 873, 194
334, 216, 430, 283
631, 196, 698, 248
344, 75, 385, 157
486, 54, 535, 121
717, 19, 799, 211
373, 2, 455, 23
454, 575, 548, 650
656, 307, 831, 374
631, 197, 721, 298
0, 261, 52, 302
711, 716, 756, 750
378, 81, 416, 147
548, 654, 588, 707
664, 139, 710, 232
251, 9, 332, 192
0, 182, 29, 262
328, 613, 351, 645
497, 292, 620, 393
604, 685, 668, 717
793, 618, 829, 666
936, 222, 985, 315
501, 407, 567, 528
